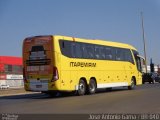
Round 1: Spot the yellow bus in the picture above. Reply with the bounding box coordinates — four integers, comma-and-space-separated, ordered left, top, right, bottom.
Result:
23, 35, 144, 95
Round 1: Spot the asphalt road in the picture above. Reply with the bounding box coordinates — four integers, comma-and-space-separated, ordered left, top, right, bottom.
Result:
0, 83, 160, 114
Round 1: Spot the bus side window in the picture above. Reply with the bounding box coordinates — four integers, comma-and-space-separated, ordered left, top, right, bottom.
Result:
100, 47, 105, 59
76, 43, 83, 58
82, 43, 89, 59
124, 49, 134, 64
59, 40, 72, 57
136, 57, 142, 72
71, 42, 83, 58
132, 50, 142, 72
115, 48, 122, 61
99, 46, 105, 60
86, 45, 94, 59
71, 43, 76, 58
95, 46, 100, 59
59, 40, 66, 56
105, 47, 113, 60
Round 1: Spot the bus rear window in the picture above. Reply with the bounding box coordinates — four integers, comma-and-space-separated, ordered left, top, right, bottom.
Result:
31, 46, 44, 52
27, 45, 51, 66
29, 45, 46, 60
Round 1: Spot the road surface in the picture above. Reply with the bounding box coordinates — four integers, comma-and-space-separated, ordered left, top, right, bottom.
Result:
0, 83, 160, 115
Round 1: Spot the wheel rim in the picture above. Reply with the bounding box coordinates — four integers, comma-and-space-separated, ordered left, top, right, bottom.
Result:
79, 83, 85, 91
79, 82, 85, 94
131, 79, 135, 88
90, 82, 95, 92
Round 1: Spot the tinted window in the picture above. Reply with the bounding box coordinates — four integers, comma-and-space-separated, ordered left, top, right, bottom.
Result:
59, 40, 72, 57
71, 43, 83, 58
31, 46, 44, 52
100, 47, 106, 59
132, 50, 141, 71
70, 43, 76, 58
59, 40, 135, 63
105, 47, 115, 60
124, 49, 134, 63
95, 46, 101, 59
115, 48, 125, 61
86, 44, 94, 59
82, 44, 88, 58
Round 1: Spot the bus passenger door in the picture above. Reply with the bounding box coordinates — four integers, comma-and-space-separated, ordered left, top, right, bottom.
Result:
135, 55, 144, 85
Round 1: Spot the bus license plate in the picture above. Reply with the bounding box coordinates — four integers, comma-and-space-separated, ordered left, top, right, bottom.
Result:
36, 85, 42, 88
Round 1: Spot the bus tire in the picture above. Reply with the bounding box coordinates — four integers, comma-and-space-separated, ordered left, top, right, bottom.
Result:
88, 79, 97, 94
78, 79, 87, 96
128, 78, 135, 90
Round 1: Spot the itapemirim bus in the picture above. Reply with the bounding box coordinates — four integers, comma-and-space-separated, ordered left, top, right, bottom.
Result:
23, 35, 144, 95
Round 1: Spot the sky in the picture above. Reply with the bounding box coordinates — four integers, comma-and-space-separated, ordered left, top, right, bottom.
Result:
0, 0, 160, 65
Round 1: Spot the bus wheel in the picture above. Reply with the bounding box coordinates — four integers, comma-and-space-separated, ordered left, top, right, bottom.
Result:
78, 79, 87, 96
88, 79, 97, 94
128, 78, 135, 90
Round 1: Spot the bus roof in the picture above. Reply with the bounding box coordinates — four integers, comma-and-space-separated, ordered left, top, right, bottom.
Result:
53, 35, 137, 51
24, 35, 137, 51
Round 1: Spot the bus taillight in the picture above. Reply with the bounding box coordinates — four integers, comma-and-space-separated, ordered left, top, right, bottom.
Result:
51, 67, 59, 82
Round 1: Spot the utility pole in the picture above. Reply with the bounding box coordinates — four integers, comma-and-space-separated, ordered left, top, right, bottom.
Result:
141, 12, 147, 73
